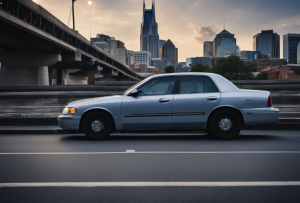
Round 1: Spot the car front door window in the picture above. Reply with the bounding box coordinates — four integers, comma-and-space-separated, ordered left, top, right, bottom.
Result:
138, 77, 177, 96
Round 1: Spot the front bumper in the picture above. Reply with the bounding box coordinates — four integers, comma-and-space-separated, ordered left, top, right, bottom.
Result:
57, 114, 81, 131
242, 107, 280, 126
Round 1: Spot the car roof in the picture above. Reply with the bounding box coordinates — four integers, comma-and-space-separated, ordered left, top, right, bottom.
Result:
150, 72, 215, 78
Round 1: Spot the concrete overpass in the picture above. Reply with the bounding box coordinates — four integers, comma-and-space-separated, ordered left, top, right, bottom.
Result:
0, 0, 143, 86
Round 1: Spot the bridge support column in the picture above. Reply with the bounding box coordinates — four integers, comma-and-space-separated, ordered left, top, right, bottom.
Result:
0, 51, 61, 86
0, 66, 49, 86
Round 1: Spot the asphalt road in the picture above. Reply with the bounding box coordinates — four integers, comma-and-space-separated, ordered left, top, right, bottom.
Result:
0, 130, 300, 203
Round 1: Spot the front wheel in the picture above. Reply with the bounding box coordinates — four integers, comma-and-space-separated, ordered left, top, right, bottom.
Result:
82, 111, 113, 140
208, 109, 241, 140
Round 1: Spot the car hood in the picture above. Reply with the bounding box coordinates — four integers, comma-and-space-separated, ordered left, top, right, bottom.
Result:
67, 95, 124, 107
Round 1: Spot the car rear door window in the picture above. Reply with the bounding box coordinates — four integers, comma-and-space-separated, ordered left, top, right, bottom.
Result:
179, 76, 218, 94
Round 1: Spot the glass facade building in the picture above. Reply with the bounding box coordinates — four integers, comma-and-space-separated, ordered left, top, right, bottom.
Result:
283, 34, 300, 64
240, 51, 261, 61
140, 0, 159, 59
213, 29, 236, 57
186, 57, 213, 67
217, 39, 240, 58
253, 30, 280, 59
203, 41, 213, 57
159, 40, 166, 49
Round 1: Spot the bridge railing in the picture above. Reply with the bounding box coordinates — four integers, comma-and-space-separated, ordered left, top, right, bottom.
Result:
0, 0, 144, 80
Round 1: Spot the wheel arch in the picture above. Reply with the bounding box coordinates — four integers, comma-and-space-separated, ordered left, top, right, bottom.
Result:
79, 108, 116, 132
206, 106, 245, 129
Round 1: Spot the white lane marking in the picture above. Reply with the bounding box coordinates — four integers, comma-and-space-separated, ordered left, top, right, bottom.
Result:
0, 182, 300, 187
0, 151, 300, 155
126, 150, 136, 153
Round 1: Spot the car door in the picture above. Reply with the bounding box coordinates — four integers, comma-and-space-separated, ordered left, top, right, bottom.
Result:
173, 76, 221, 129
121, 76, 177, 130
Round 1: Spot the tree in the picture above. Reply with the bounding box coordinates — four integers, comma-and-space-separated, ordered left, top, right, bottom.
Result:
256, 71, 268, 80
212, 55, 254, 80
293, 67, 300, 75
190, 64, 212, 73
165, 66, 175, 73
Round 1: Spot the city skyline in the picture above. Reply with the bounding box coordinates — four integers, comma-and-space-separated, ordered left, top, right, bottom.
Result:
33, 0, 300, 62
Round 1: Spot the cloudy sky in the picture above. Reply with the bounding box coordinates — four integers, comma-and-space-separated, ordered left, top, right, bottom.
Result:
33, 0, 300, 62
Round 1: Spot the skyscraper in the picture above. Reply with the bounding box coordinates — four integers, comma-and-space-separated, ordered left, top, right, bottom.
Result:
283, 34, 300, 64
140, 0, 159, 59
203, 41, 213, 57
217, 39, 240, 58
159, 40, 166, 49
161, 39, 178, 63
213, 30, 236, 57
253, 30, 280, 59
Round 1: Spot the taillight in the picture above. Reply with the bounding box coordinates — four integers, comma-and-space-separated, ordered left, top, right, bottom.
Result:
267, 96, 272, 107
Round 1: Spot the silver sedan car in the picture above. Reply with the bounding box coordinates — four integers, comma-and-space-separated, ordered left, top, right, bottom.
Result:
58, 73, 279, 140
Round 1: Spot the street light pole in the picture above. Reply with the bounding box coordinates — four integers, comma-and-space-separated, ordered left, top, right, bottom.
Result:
72, 0, 76, 30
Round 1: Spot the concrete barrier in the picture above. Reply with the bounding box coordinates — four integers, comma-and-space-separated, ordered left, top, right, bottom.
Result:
0, 80, 299, 125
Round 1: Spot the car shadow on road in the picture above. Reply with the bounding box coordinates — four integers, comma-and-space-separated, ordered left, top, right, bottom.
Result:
60, 134, 281, 142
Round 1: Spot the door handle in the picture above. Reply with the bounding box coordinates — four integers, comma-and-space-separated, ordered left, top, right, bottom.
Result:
159, 98, 169, 103
207, 96, 217, 101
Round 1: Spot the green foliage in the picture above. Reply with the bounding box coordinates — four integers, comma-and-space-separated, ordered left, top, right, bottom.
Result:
165, 66, 175, 73
190, 64, 212, 73
293, 67, 300, 75
256, 71, 268, 80
213, 55, 253, 80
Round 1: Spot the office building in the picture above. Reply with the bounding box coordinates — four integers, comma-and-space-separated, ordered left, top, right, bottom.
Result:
240, 51, 261, 61
250, 58, 287, 72
140, 0, 159, 59
186, 57, 213, 67
126, 50, 135, 66
114, 48, 127, 64
131, 64, 162, 76
253, 30, 280, 58
262, 66, 300, 80
159, 40, 166, 49
91, 34, 111, 53
217, 39, 241, 58
134, 51, 151, 66
203, 41, 213, 57
213, 29, 236, 57
161, 39, 178, 63
283, 34, 300, 64
151, 58, 170, 73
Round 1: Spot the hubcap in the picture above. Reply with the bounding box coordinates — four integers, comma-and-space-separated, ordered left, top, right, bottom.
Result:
219, 118, 232, 131
91, 120, 104, 132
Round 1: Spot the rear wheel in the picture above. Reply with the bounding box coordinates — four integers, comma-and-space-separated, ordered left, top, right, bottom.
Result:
82, 111, 113, 140
208, 109, 241, 140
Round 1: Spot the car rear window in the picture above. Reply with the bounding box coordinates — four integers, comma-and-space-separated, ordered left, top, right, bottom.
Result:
179, 76, 219, 94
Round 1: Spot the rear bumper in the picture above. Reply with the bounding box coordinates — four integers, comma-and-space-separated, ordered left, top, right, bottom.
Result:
242, 107, 280, 126
57, 115, 81, 131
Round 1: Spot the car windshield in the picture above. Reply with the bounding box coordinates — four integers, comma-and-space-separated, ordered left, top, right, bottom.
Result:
122, 77, 152, 95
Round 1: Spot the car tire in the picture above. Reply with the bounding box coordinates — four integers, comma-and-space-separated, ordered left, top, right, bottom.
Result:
208, 109, 241, 140
82, 111, 113, 140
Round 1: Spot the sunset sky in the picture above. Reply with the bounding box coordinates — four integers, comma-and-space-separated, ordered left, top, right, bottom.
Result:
33, 0, 300, 62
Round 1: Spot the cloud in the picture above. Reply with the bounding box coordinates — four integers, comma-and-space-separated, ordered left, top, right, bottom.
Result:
188, 22, 195, 29
193, 26, 216, 43
193, 1, 200, 7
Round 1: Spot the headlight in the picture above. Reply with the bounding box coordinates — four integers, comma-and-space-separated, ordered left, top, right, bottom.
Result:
62, 107, 77, 115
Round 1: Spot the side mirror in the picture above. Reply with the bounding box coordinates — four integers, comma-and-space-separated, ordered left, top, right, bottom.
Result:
128, 89, 142, 97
